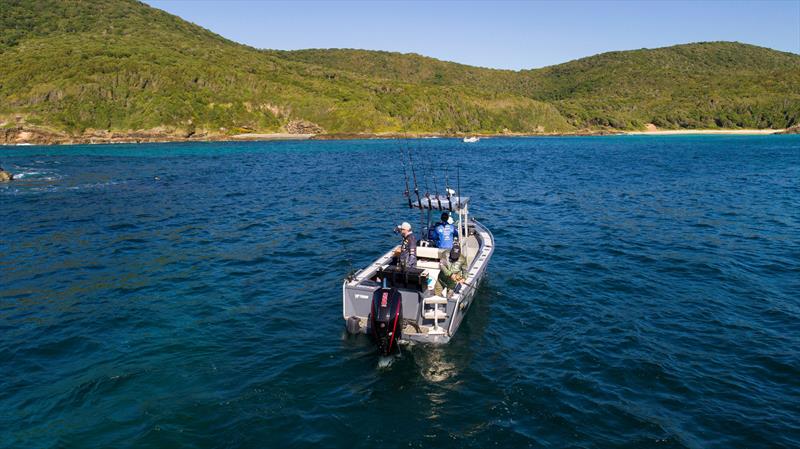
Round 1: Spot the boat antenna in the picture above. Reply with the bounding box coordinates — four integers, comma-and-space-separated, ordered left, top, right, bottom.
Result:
398, 144, 413, 209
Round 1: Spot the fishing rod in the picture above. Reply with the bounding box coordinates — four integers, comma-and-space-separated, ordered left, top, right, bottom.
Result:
411, 136, 432, 236
457, 163, 463, 243
417, 140, 442, 210
430, 161, 443, 211
419, 147, 433, 210
444, 166, 453, 212
401, 123, 426, 238
457, 163, 462, 211
398, 144, 413, 209
457, 279, 479, 293
341, 242, 358, 282
405, 135, 423, 211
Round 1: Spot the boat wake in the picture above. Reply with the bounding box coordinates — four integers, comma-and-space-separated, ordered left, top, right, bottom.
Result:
1, 174, 126, 195
377, 355, 397, 369
9, 168, 63, 182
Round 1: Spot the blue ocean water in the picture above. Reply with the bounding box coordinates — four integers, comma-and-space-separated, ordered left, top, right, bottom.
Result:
1, 136, 798, 448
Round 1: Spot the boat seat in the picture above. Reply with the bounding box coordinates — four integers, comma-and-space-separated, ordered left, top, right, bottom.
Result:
416, 245, 440, 260
416, 260, 440, 270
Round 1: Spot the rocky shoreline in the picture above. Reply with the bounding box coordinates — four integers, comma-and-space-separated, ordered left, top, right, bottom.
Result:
0, 125, 238, 146
0, 125, 789, 147
776, 125, 800, 134
0, 125, 625, 146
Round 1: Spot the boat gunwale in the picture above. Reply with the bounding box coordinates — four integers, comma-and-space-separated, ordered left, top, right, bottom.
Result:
446, 218, 493, 336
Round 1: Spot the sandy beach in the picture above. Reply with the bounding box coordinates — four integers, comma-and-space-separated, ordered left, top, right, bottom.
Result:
626, 129, 782, 135
625, 123, 783, 135
229, 133, 314, 141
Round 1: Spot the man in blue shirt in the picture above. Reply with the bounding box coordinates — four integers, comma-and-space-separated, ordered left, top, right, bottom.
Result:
431, 212, 456, 250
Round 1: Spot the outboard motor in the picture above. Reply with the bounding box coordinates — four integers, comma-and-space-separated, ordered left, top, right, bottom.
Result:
370, 284, 403, 356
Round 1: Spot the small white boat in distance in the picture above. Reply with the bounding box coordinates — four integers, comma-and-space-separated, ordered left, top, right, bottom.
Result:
463, 136, 479, 143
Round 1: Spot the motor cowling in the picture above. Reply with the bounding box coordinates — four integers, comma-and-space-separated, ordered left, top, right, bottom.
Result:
370, 287, 403, 356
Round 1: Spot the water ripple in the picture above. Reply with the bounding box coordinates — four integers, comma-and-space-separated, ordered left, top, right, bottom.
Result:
1, 136, 799, 448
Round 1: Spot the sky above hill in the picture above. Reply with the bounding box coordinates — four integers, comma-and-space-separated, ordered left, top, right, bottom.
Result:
144, 0, 800, 70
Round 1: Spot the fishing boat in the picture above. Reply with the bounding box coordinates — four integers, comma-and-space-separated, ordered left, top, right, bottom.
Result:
342, 152, 494, 355
463, 136, 479, 143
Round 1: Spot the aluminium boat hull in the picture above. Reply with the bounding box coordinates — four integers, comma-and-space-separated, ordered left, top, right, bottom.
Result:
342, 218, 493, 344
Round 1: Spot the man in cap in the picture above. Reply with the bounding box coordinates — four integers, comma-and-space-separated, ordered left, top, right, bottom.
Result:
393, 222, 417, 269
435, 245, 466, 297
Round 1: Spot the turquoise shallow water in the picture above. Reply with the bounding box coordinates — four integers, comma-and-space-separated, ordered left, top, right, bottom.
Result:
1, 136, 799, 448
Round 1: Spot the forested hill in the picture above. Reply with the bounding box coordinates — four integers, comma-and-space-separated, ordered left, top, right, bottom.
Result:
519, 42, 800, 129
279, 43, 800, 130
1, 0, 798, 142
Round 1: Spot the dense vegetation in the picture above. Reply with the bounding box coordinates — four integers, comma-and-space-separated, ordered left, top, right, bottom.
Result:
0, 0, 570, 135
281, 44, 800, 130
1, 0, 798, 137
521, 43, 800, 129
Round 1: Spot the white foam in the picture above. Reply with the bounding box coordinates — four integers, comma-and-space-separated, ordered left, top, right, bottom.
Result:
377, 355, 396, 369
11, 169, 63, 181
